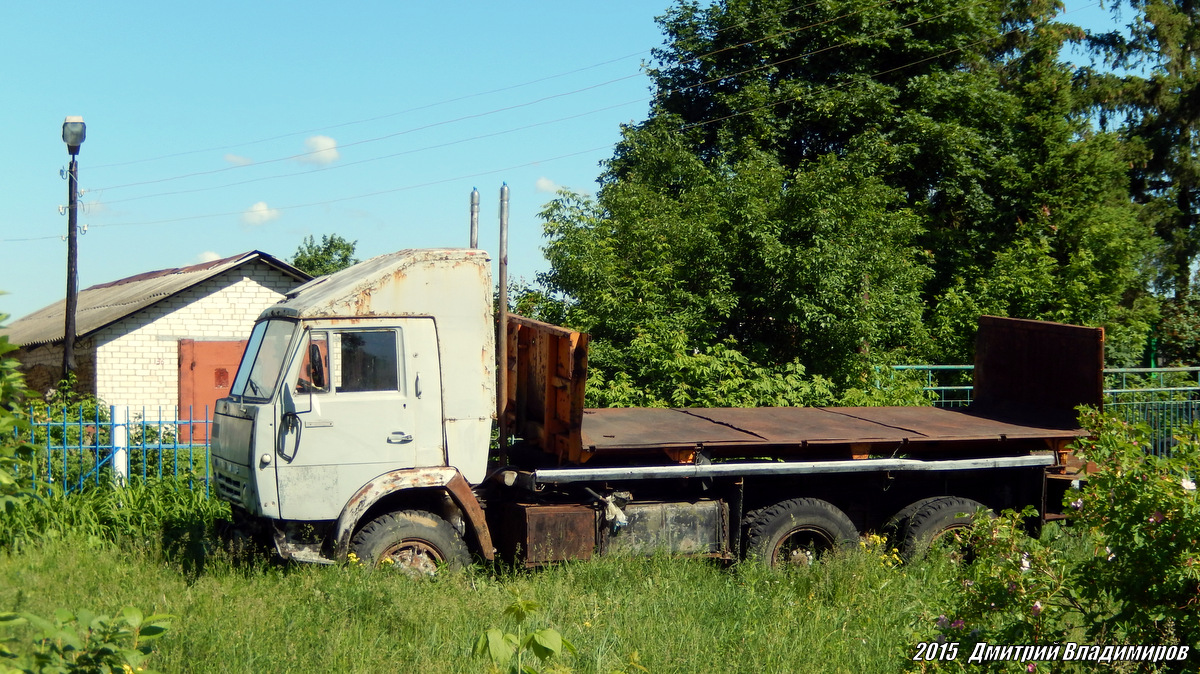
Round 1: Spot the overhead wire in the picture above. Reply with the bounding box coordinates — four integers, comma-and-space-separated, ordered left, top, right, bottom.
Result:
89, 0, 902, 194
88, 0, 825, 172
99, 98, 647, 206
4, 0, 1101, 244
79, 145, 616, 231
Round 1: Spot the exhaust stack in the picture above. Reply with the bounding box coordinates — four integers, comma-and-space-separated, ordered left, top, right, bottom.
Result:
498, 184, 510, 462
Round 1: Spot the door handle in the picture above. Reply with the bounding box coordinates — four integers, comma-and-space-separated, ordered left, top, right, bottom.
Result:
388, 431, 414, 444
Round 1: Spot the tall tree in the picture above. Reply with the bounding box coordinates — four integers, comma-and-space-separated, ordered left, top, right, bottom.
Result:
290, 234, 359, 277
1083, 0, 1200, 299
537, 0, 1158, 407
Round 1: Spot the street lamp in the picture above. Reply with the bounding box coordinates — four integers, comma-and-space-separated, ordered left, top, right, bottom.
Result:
62, 116, 85, 379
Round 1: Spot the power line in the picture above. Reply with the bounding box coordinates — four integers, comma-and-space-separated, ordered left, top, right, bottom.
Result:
87, 51, 650, 171
87, 1, 826, 172
4, 1, 1102, 245
80, 145, 614, 231
99, 98, 646, 206
90, 3, 905, 194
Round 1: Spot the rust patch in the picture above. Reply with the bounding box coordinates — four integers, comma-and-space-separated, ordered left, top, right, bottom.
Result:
446, 472, 494, 559
332, 467, 494, 561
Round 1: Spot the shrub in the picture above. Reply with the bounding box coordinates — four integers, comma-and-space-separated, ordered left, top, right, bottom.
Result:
914, 410, 1200, 672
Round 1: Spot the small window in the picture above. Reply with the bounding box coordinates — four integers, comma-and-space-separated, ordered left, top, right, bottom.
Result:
336, 331, 398, 392
295, 332, 329, 394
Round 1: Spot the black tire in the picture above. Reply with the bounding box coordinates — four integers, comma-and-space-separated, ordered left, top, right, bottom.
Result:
744, 498, 858, 567
882, 497, 945, 543
350, 510, 470, 575
900, 496, 990, 561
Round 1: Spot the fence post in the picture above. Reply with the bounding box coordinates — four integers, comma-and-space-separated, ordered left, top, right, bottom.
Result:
112, 405, 129, 486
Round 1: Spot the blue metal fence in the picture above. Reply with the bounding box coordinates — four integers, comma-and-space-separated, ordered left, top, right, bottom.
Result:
14, 405, 212, 495
897, 365, 1200, 455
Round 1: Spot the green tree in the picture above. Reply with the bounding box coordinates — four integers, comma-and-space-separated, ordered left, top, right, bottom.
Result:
536, 0, 1158, 403
1083, 0, 1200, 300
290, 234, 359, 277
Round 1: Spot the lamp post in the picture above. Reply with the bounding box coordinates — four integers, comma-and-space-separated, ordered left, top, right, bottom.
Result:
62, 116, 85, 379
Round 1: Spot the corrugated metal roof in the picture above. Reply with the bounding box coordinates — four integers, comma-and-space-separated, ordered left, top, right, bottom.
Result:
0, 251, 309, 348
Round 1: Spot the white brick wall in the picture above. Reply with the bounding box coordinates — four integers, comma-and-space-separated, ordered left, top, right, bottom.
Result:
93, 262, 300, 412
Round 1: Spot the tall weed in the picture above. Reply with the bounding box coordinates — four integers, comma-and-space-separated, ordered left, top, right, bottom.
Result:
0, 475, 230, 558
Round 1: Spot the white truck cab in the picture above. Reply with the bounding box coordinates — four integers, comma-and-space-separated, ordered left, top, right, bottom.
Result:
210, 248, 496, 567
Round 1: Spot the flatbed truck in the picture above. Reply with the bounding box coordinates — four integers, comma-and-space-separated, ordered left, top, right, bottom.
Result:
211, 245, 1101, 571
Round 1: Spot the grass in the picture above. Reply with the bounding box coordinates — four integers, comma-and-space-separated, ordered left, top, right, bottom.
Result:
0, 475, 1104, 673
0, 530, 979, 674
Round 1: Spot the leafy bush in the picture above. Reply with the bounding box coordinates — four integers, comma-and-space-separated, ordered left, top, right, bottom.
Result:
24, 374, 111, 451
0, 607, 170, 674
915, 410, 1200, 671
0, 311, 39, 527
1069, 412, 1200, 651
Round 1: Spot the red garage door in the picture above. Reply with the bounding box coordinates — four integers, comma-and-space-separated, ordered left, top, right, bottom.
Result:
179, 339, 247, 442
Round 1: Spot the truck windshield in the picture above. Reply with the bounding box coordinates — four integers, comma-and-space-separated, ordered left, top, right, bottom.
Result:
231, 319, 296, 401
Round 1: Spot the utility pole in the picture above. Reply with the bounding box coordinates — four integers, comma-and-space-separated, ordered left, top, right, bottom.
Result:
62, 116, 86, 379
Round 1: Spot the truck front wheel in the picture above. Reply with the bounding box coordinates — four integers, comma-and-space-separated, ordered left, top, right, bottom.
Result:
350, 510, 470, 574
744, 498, 858, 567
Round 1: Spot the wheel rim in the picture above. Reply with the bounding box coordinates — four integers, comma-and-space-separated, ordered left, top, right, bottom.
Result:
927, 524, 973, 563
379, 538, 444, 575
773, 526, 837, 566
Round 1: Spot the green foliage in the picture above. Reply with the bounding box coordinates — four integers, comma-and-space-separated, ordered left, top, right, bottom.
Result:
1082, 0, 1200, 299
1153, 298, 1200, 366
0, 607, 170, 674
538, 147, 931, 401
916, 410, 1200, 670
473, 590, 576, 674
23, 374, 111, 465
1070, 412, 1200, 650
289, 234, 359, 277
0, 310, 38, 530
533, 0, 1159, 404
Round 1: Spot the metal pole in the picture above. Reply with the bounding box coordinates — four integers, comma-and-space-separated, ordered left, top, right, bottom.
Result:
63, 156, 79, 378
498, 184, 510, 463
470, 187, 480, 248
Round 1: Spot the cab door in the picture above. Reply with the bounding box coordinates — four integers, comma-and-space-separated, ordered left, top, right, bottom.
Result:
275, 318, 444, 520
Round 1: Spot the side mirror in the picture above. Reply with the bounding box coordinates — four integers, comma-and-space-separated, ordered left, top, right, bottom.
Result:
309, 342, 326, 390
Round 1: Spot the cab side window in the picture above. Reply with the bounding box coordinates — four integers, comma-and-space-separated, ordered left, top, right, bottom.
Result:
335, 331, 399, 393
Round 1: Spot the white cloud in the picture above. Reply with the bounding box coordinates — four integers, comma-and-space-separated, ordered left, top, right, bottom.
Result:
297, 135, 340, 165
196, 251, 221, 263
535, 177, 559, 193
224, 153, 254, 166
242, 201, 280, 226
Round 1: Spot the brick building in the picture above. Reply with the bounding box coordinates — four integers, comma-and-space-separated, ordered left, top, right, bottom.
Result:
1, 251, 309, 415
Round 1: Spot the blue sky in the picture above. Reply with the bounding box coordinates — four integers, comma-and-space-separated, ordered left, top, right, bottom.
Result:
2, 1, 1123, 321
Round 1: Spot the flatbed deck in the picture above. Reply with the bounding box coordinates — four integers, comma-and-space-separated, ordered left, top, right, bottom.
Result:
577, 406, 1083, 462
581, 405, 1082, 450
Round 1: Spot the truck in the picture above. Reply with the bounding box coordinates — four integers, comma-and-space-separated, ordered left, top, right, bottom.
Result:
211, 233, 1101, 572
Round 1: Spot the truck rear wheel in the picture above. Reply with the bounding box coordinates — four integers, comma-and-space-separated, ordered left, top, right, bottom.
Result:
350, 510, 470, 575
882, 497, 945, 544
744, 498, 858, 567
900, 496, 989, 561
